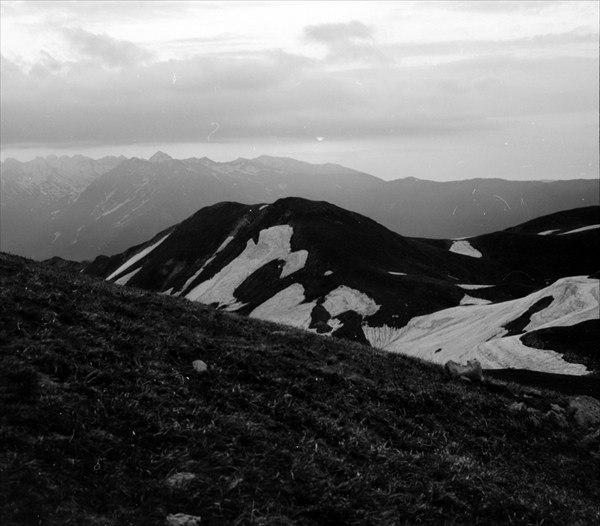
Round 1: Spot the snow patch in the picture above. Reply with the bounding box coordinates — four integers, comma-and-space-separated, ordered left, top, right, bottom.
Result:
249, 284, 316, 329
460, 294, 492, 306
185, 225, 307, 310
100, 197, 134, 217
449, 240, 482, 258
113, 267, 141, 286
215, 235, 235, 254
457, 284, 494, 290
322, 286, 380, 318
324, 270, 333, 276
177, 236, 237, 296
107, 234, 170, 281
363, 276, 596, 374
558, 224, 600, 235
538, 229, 559, 236
389, 271, 407, 276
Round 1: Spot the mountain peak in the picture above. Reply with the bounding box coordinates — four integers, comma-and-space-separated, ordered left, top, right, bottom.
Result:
149, 151, 173, 163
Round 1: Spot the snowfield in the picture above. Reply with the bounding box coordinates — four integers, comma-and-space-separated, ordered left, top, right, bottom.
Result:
107, 234, 171, 281
249, 284, 380, 334
322, 286, 380, 318
250, 284, 316, 328
185, 225, 308, 309
449, 240, 482, 258
176, 235, 237, 296
363, 276, 598, 374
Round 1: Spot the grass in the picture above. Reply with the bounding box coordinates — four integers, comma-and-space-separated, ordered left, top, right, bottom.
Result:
1, 251, 599, 525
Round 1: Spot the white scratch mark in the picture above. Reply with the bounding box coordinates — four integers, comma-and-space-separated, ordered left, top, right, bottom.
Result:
493, 194, 511, 210
207, 122, 220, 142
452, 206, 458, 216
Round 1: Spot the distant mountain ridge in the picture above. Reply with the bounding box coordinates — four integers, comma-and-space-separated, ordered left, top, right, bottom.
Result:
0, 154, 124, 258
87, 198, 599, 375
1, 152, 598, 261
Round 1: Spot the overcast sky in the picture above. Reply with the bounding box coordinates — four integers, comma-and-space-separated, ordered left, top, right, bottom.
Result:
1, 0, 598, 181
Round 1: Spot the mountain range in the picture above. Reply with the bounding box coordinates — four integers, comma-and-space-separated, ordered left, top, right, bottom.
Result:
87, 197, 599, 377
2, 152, 598, 261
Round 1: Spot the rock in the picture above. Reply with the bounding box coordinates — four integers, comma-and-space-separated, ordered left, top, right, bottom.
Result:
192, 360, 208, 374
550, 403, 565, 414
568, 396, 600, 428
166, 472, 197, 489
581, 428, 600, 449
528, 414, 544, 428
545, 410, 569, 429
444, 360, 483, 382
458, 375, 472, 383
166, 513, 202, 526
508, 402, 527, 415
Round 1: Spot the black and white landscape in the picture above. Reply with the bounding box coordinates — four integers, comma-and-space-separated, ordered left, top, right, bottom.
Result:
2, 2, 599, 525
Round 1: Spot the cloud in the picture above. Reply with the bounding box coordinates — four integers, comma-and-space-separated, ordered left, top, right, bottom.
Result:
304, 20, 373, 44
1, 22, 597, 153
431, 1, 570, 13
303, 20, 389, 65
62, 27, 154, 68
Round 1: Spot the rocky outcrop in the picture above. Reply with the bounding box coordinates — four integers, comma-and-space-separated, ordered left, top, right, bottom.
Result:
569, 396, 600, 428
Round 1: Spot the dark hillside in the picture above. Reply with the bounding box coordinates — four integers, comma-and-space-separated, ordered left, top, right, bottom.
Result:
504, 205, 599, 235
418, 206, 600, 287
86, 197, 529, 338
1, 252, 599, 525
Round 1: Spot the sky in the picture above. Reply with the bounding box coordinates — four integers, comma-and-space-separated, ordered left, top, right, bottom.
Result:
1, 0, 598, 181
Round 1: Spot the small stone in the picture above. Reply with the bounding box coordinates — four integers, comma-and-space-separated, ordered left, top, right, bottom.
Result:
508, 402, 526, 414
458, 375, 472, 383
166, 472, 197, 489
529, 414, 544, 428
192, 360, 208, 374
545, 410, 569, 429
444, 360, 483, 382
166, 513, 202, 526
581, 428, 600, 448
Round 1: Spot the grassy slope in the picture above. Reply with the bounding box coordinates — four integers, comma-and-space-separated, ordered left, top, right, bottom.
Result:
1, 252, 599, 526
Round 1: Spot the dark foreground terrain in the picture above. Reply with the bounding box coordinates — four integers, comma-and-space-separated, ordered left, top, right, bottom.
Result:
1, 252, 599, 525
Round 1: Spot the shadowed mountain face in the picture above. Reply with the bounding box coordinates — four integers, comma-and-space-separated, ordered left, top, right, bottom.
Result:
87, 198, 599, 375
2, 153, 598, 261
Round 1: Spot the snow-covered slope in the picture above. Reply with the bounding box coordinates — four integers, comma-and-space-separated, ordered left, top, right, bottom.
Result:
87, 198, 599, 377
363, 276, 598, 374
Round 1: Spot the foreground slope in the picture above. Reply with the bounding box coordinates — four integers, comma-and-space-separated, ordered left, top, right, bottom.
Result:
87, 199, 599, 375
1, 252, 599, 525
